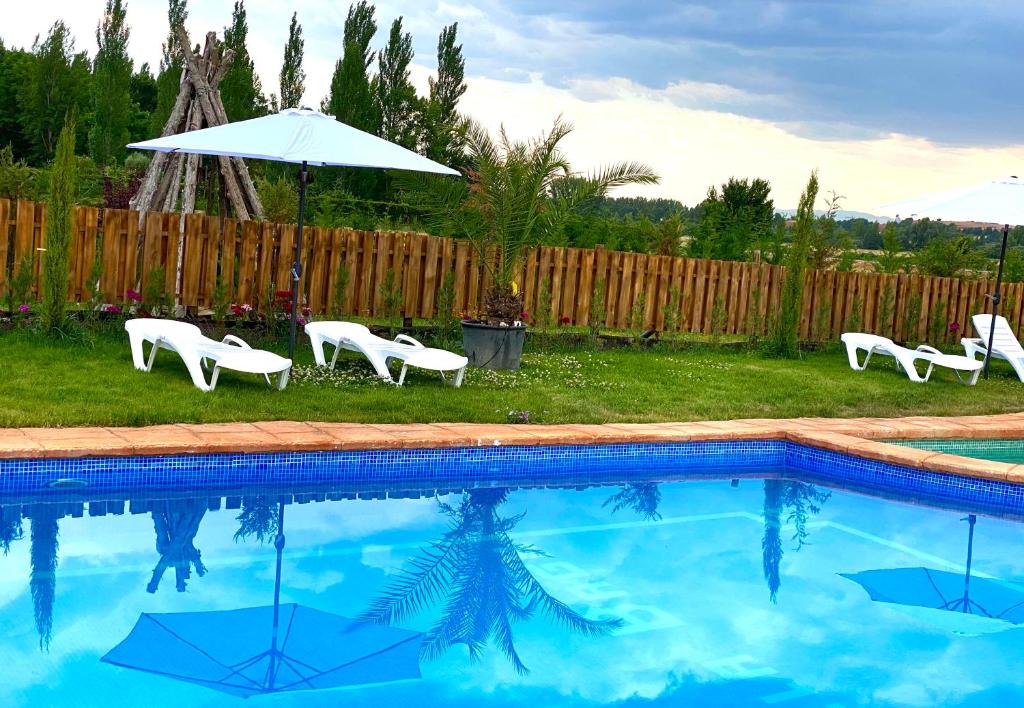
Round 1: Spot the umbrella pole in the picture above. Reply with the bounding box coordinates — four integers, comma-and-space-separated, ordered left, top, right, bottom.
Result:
288, 162, 310, 361
962, 514, 977, 612
984, 225, 1010, 379
268, 502, 286, 690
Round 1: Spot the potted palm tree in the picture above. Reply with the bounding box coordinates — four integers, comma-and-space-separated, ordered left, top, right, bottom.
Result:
401, 119, 658, 369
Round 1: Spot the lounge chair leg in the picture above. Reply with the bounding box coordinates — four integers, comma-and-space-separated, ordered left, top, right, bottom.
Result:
145, 339, 164, 372
328, 344, 343, 370
959, 368, 981, 386
309, 334, 330, 367
276, 368, 290, 390
453, 367, 466, 388
397, 364, 408, 386
208, 366, 221, 392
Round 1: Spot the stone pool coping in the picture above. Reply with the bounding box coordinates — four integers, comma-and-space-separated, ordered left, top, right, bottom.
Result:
4, 413, 1024, 484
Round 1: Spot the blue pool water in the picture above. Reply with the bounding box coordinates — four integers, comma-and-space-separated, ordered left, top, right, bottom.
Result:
2, 444, 1024, 706
890, 438, 1024, 465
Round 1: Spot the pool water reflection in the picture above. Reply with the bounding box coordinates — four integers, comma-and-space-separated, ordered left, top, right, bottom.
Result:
0, 469, 1022, 706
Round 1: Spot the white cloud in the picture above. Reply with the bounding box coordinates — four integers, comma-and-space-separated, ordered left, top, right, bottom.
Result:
4, 0, 1022, 214
457, 72, 1024, 211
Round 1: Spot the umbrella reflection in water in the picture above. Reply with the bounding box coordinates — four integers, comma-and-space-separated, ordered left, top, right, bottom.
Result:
841, 514, 1024, 634
103, 502, 424, 697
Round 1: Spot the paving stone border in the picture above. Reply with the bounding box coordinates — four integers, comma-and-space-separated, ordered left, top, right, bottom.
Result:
3, 413, 1024, 483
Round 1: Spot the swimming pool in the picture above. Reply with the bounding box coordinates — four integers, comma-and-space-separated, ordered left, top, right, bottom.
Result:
891, 438, 1024, 465
1, 442, 1023, 706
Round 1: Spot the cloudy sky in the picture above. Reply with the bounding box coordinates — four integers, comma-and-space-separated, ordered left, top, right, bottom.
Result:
5, 1, 1024, 210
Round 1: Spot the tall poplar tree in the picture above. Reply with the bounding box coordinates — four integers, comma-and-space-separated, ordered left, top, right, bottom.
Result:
325, 0, 377, 132
42, 117, 77, 333
768, 171, 818, 359
375, 17, 419, 149
152, 0, 188, 135
20, 22, 91, 162
279, 13, 305, 109
0, 42, 35, 159
90, 0, 133, 165
220, 1, 266, 121
423, 23, 466, 165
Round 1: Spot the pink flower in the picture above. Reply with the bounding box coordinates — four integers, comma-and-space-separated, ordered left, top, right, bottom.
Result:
104, 304, 122, 314
18, 304, 30, 314
126, 289, 142, 302
241, 303, 253, 313
302, 306, 312, 318
948, 322, 960, 333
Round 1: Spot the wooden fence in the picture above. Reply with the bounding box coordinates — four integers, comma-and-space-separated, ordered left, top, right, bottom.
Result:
0, 197, 1015, 345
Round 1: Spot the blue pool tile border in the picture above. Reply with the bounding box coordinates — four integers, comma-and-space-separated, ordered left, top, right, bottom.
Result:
0, 440, 786, 493
2, 439, 1024, 514
784, 444, 1024, 513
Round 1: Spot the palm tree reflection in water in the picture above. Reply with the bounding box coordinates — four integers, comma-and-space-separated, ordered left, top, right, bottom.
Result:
762, 480, 831, 603
147, 499, 208, 593
603, 483, 662, 521
234, 496, 281, 544
361, 487, 622, 674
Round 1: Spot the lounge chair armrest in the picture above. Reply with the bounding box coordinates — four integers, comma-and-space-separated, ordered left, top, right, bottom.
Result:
961, 337, 988, 359
394, 333, 425, 349
914, 345, 941, 356
221, 334, 252, 349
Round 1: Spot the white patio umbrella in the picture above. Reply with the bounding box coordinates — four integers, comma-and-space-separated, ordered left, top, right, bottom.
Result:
128, 108, 460, 358
877, 176, 1024, 378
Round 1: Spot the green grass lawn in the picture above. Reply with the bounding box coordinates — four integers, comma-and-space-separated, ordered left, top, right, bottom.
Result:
1, 328, 1022, 428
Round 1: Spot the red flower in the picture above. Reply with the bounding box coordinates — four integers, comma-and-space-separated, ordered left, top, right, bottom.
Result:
560, 316, 571, 325
948, 321, 960, 333
230, 303, 244, 317
126, 289, 142, 302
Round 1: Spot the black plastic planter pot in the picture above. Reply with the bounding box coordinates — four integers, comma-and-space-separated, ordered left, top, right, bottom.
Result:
461, 320, 527, 370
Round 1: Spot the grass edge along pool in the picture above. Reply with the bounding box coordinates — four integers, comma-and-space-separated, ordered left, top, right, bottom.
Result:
2, 439, 1023, 516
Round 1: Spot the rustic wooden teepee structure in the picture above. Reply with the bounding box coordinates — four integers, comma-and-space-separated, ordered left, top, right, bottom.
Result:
131, 27, 263, 221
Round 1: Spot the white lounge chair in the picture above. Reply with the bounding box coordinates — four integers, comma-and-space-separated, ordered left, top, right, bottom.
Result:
841, 332, 982, 385
962, 314, 1024, 380
125, 318, 292, 392
304, 321, 468, 387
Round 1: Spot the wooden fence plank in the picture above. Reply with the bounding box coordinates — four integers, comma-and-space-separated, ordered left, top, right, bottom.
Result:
180, 213, 205, 306
69, 207, 99, 302
420, 233, 441, 317
307, 227, 330, 314
453, 240, 471, 317
690, 259, 707, 333
562, 248, 580, 323
404, 233, 424, 318
576, 249, 595, 326
236, 220, 260, 305
220, 218, 239, 301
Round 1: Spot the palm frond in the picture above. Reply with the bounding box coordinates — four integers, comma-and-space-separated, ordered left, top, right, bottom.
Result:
503, 545, 623, 636
358, 538, 462, 625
